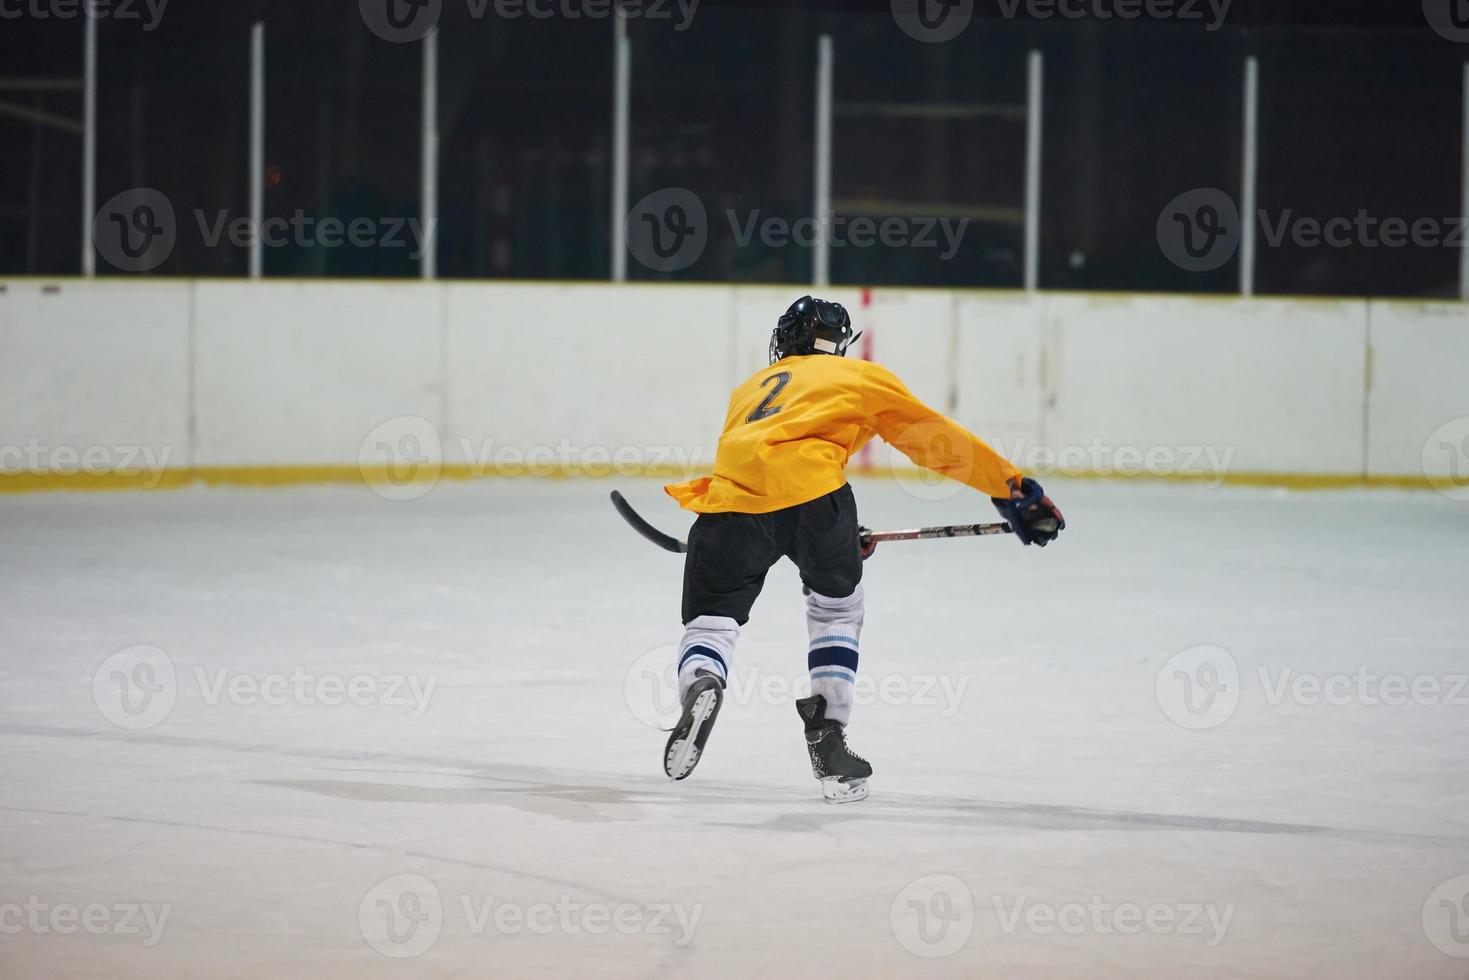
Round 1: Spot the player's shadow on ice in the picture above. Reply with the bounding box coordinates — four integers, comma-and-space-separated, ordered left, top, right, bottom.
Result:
255, 771, 1351, 840
256, 775, 652, 825
13, 723, 1447, 847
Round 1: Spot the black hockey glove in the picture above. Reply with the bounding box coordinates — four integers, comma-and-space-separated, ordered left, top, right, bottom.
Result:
857, 525, 877, 561
991, 478, 1065, 547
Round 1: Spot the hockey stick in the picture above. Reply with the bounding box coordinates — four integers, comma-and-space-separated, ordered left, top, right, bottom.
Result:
610, 491, 1012, 554
610, 491, 688, 553
864, 522, 1013, 543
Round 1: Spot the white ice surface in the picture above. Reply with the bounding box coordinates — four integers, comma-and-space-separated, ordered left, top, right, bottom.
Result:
1, 477, 1466, 978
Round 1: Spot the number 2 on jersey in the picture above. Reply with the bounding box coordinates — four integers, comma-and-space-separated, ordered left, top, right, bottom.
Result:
745, 371, 792, 423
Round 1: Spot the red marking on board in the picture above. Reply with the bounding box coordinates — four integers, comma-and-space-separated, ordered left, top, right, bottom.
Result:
856, 288, 876, 472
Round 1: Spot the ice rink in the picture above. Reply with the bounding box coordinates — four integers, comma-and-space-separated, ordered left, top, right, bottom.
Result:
2, 476, 1466, 978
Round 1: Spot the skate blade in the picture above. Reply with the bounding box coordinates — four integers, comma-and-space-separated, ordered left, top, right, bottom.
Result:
664, 688, 720, 781
820, 776, 869, 804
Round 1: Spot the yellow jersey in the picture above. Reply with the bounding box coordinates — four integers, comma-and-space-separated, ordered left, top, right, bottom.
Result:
665, 355, 1022, 514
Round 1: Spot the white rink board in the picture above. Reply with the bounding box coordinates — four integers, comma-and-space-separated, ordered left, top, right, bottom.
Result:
446, 283, 732, 469
1366, 301, 1469, 479
953, 292, 1046, 463
4, 279, 1468, 480
191, 281, 446, 466
0, 280, 192, 472
860, 289, 957, 416
1043, 295, 1369, 476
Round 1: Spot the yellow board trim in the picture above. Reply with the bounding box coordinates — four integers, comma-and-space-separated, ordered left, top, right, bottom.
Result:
5, 275, 1462, 306
0, 463, 1446, 494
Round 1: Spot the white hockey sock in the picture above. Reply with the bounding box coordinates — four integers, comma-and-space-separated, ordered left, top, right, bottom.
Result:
806, 585, 864, 727
677, 615, 739, 700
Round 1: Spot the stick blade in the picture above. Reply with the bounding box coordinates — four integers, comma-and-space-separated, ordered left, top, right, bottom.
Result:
610, 490, 687, 554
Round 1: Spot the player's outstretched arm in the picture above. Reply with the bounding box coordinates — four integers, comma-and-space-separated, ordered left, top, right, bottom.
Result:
860, 362, 1020, 498
860, 363, 1065, 547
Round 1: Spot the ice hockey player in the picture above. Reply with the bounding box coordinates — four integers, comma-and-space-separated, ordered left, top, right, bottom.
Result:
661, 296, 1065, 802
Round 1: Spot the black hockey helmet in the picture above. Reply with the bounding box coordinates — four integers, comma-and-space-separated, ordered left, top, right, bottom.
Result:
769, 295, 861, 364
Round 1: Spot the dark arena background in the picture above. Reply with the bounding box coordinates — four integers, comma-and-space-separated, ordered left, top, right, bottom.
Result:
1, 1, 1466, 977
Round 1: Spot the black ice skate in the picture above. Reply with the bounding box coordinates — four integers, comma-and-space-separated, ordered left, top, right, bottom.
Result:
796, 694, 872, 804
663, 669, 725, 780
